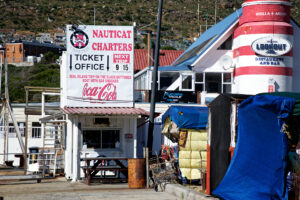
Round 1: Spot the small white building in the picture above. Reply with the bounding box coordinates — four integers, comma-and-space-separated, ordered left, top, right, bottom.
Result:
60, 25, 149, 181
0, 103, 59, 166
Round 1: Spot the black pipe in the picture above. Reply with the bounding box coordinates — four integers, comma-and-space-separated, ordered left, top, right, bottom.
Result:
147, 0, 163, 154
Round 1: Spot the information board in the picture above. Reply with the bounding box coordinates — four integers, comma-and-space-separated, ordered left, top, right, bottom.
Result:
66, 25, 134, 107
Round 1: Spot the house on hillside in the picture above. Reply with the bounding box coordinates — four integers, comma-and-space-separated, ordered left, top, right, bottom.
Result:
0, 41, 65, 66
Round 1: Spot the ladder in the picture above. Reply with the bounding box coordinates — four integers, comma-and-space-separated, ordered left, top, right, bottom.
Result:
39, 124, 65, 178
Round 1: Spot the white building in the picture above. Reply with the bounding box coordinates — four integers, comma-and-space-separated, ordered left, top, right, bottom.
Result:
135, 8, 300, 98
0, 103, 59, 167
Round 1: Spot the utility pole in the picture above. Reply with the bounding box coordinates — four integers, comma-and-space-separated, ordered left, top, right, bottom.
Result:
147, 31, 152, 68
94, 7, 96, 25
198, 0, 200, 35
147, 0, 163, 154
215, 0, 217, 24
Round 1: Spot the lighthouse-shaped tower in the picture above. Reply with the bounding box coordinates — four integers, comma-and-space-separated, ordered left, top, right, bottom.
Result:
232, 0, 293, 94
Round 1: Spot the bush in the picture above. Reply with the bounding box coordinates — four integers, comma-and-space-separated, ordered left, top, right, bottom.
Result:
40, 51, 59, 64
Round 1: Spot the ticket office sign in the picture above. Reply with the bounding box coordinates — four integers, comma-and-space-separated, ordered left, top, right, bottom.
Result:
66, 25, 134, 107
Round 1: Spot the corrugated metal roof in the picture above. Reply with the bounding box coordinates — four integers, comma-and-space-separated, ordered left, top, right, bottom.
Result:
134, 49, 183, 71
61, 107, 149, 116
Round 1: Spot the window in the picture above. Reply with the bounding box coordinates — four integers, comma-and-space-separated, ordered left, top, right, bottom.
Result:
217, 35, 233, 50
9, 122, 26, 137
222, 73, 232, 93
8, 123, 14, 134
205, 73, 221, 93
195, 73, 204, 92
199, 72, 232, 93
180, 73, 194, 91
159, 72, 180, 90
32, 122, 41, 138
83, 129, 120, 149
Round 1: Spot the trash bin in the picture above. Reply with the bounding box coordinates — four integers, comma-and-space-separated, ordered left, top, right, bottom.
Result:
29, 147, 39, 164
128, 158, 146, 189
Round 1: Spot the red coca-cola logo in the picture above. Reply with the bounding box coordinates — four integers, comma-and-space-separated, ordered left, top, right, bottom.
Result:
82, 83, 117, 101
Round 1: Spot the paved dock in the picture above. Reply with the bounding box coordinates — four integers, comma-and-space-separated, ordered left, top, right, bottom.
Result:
0, 178, 176, 200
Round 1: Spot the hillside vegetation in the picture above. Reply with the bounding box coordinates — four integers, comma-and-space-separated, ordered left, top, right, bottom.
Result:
1, 0, 300, 103
0, 0, 299, 40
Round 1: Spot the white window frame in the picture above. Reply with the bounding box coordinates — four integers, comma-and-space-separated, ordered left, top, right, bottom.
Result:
221, 72, 232, 93
32, 122, 41, 138
82, 128, 121, 150
195, 72, 205, 92
180, 73, 195, 91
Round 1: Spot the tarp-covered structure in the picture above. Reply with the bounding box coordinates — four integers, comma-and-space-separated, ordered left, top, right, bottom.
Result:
207, 94, 249, 194
213, 95, 296, 200
162, 106, 208, 130
162, 106, 208, 181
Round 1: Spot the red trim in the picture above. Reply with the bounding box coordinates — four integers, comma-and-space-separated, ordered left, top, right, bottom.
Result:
233, 46, 293, 58
206, 144, 211, 195
234, 24, 293, 38
233, 66, 292, 77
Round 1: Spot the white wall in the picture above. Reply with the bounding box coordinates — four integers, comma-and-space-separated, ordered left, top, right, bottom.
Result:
0, 137, 43, 166
0, 106, 44, 166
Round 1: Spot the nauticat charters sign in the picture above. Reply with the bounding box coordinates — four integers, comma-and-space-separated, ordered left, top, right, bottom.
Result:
66, 25, 134, 107
251, 36, 292, 57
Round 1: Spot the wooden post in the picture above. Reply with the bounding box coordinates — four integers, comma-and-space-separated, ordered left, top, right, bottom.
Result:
145, 147, 149, 188
3, 99, 7, 164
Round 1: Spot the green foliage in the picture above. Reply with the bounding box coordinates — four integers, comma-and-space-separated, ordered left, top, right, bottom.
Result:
2, 63, 60, 103
1, 0, 299, 43
40, 51, 59, 64
161, 46, 177, 50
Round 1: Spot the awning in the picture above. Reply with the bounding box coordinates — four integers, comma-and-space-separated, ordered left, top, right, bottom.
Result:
61, 107, 149, 116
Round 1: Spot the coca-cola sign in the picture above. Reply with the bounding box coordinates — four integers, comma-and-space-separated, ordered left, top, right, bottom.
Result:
82, 83, 117, 102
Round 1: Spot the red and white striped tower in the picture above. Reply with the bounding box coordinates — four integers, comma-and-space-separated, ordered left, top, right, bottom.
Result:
232, 0, 293, 94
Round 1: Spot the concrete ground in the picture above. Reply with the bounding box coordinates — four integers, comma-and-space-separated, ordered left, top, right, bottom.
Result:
0, 178, 177, 200
165, 184, 219, 200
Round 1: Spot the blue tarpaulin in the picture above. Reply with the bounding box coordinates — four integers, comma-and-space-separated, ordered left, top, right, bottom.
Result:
162, 106, 208, 129
213, 95, 295, 200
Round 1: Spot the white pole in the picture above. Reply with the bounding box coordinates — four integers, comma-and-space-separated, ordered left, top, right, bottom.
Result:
133, 117, 137, 158
65, 114, 73, 179
72, 115, 79, 182
41, 93, 45, 147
